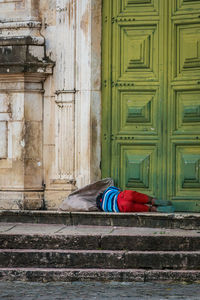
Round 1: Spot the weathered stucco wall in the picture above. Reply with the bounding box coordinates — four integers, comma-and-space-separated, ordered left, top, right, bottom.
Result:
0, 0, 101, 210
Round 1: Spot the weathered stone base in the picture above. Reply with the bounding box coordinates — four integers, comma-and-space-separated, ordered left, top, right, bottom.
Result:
0, 192, 44, 210
44, 185, 76, 210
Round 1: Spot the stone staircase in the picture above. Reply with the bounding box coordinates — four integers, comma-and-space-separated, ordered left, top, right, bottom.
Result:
0, 210, 200, 282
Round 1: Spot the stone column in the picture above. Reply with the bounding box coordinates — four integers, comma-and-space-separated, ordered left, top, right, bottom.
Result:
0, 1, 53, 210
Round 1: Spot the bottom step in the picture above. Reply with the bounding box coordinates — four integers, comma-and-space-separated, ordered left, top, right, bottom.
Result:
1, 268, 200, 283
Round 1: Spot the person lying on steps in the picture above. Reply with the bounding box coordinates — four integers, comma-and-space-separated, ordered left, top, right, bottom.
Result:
96, 186, 175, 213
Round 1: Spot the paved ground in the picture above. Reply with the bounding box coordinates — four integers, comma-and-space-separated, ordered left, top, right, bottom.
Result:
0, 281, 200, 299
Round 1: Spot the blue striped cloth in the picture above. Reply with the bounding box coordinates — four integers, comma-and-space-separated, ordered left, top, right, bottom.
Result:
99, 186, 120, 212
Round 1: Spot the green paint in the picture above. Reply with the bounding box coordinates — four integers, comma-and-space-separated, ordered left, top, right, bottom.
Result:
102, 0, 200, 212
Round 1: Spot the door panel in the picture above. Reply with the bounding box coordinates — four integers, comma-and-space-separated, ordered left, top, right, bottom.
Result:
174, 0, 200, 16
119, 0, 159, 16
102, 0, 200, 211
113, 88, 159, 135
103, 0, 164, 198
119, 144, 158, 194
115, 23, 159, 81
168, 0, 200, 211
172, 22, 200, 80
172, 88, 200, 134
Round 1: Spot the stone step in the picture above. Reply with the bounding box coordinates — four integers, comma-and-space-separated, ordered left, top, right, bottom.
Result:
1, 223, 200, 251
1, 268, 200, 283
1, 233, 200, 251
1, 210, 200, 229
1, 222, 200, 283
1, 249, 200, 270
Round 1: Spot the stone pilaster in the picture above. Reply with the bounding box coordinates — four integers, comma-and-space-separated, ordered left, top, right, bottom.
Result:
75, 0, 102, 188
43, 0, 76, 209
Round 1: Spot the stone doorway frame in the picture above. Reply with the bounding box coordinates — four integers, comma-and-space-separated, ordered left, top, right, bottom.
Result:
43, 0, 102, 209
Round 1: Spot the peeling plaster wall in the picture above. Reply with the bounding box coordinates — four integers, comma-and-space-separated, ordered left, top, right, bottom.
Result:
75, 0, 102, 188
0, 0, 102, 210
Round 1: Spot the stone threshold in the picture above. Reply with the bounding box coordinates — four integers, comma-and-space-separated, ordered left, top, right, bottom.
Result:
0, 210, 200, 229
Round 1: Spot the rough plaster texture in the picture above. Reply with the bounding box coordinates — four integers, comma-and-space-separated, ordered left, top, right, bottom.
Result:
0, 0, 102, 210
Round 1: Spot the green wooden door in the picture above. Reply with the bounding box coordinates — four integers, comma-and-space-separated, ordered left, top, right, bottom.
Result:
102, 0, 200, 212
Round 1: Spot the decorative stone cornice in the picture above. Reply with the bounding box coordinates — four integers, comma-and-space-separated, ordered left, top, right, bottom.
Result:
0, 21, 44, 45
0, 21, 41, 29
0, 20, 54, 75
0, 62, 54, 75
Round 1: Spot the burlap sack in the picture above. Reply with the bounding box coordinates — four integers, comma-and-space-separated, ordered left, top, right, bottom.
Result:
59, 178, 114, 212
